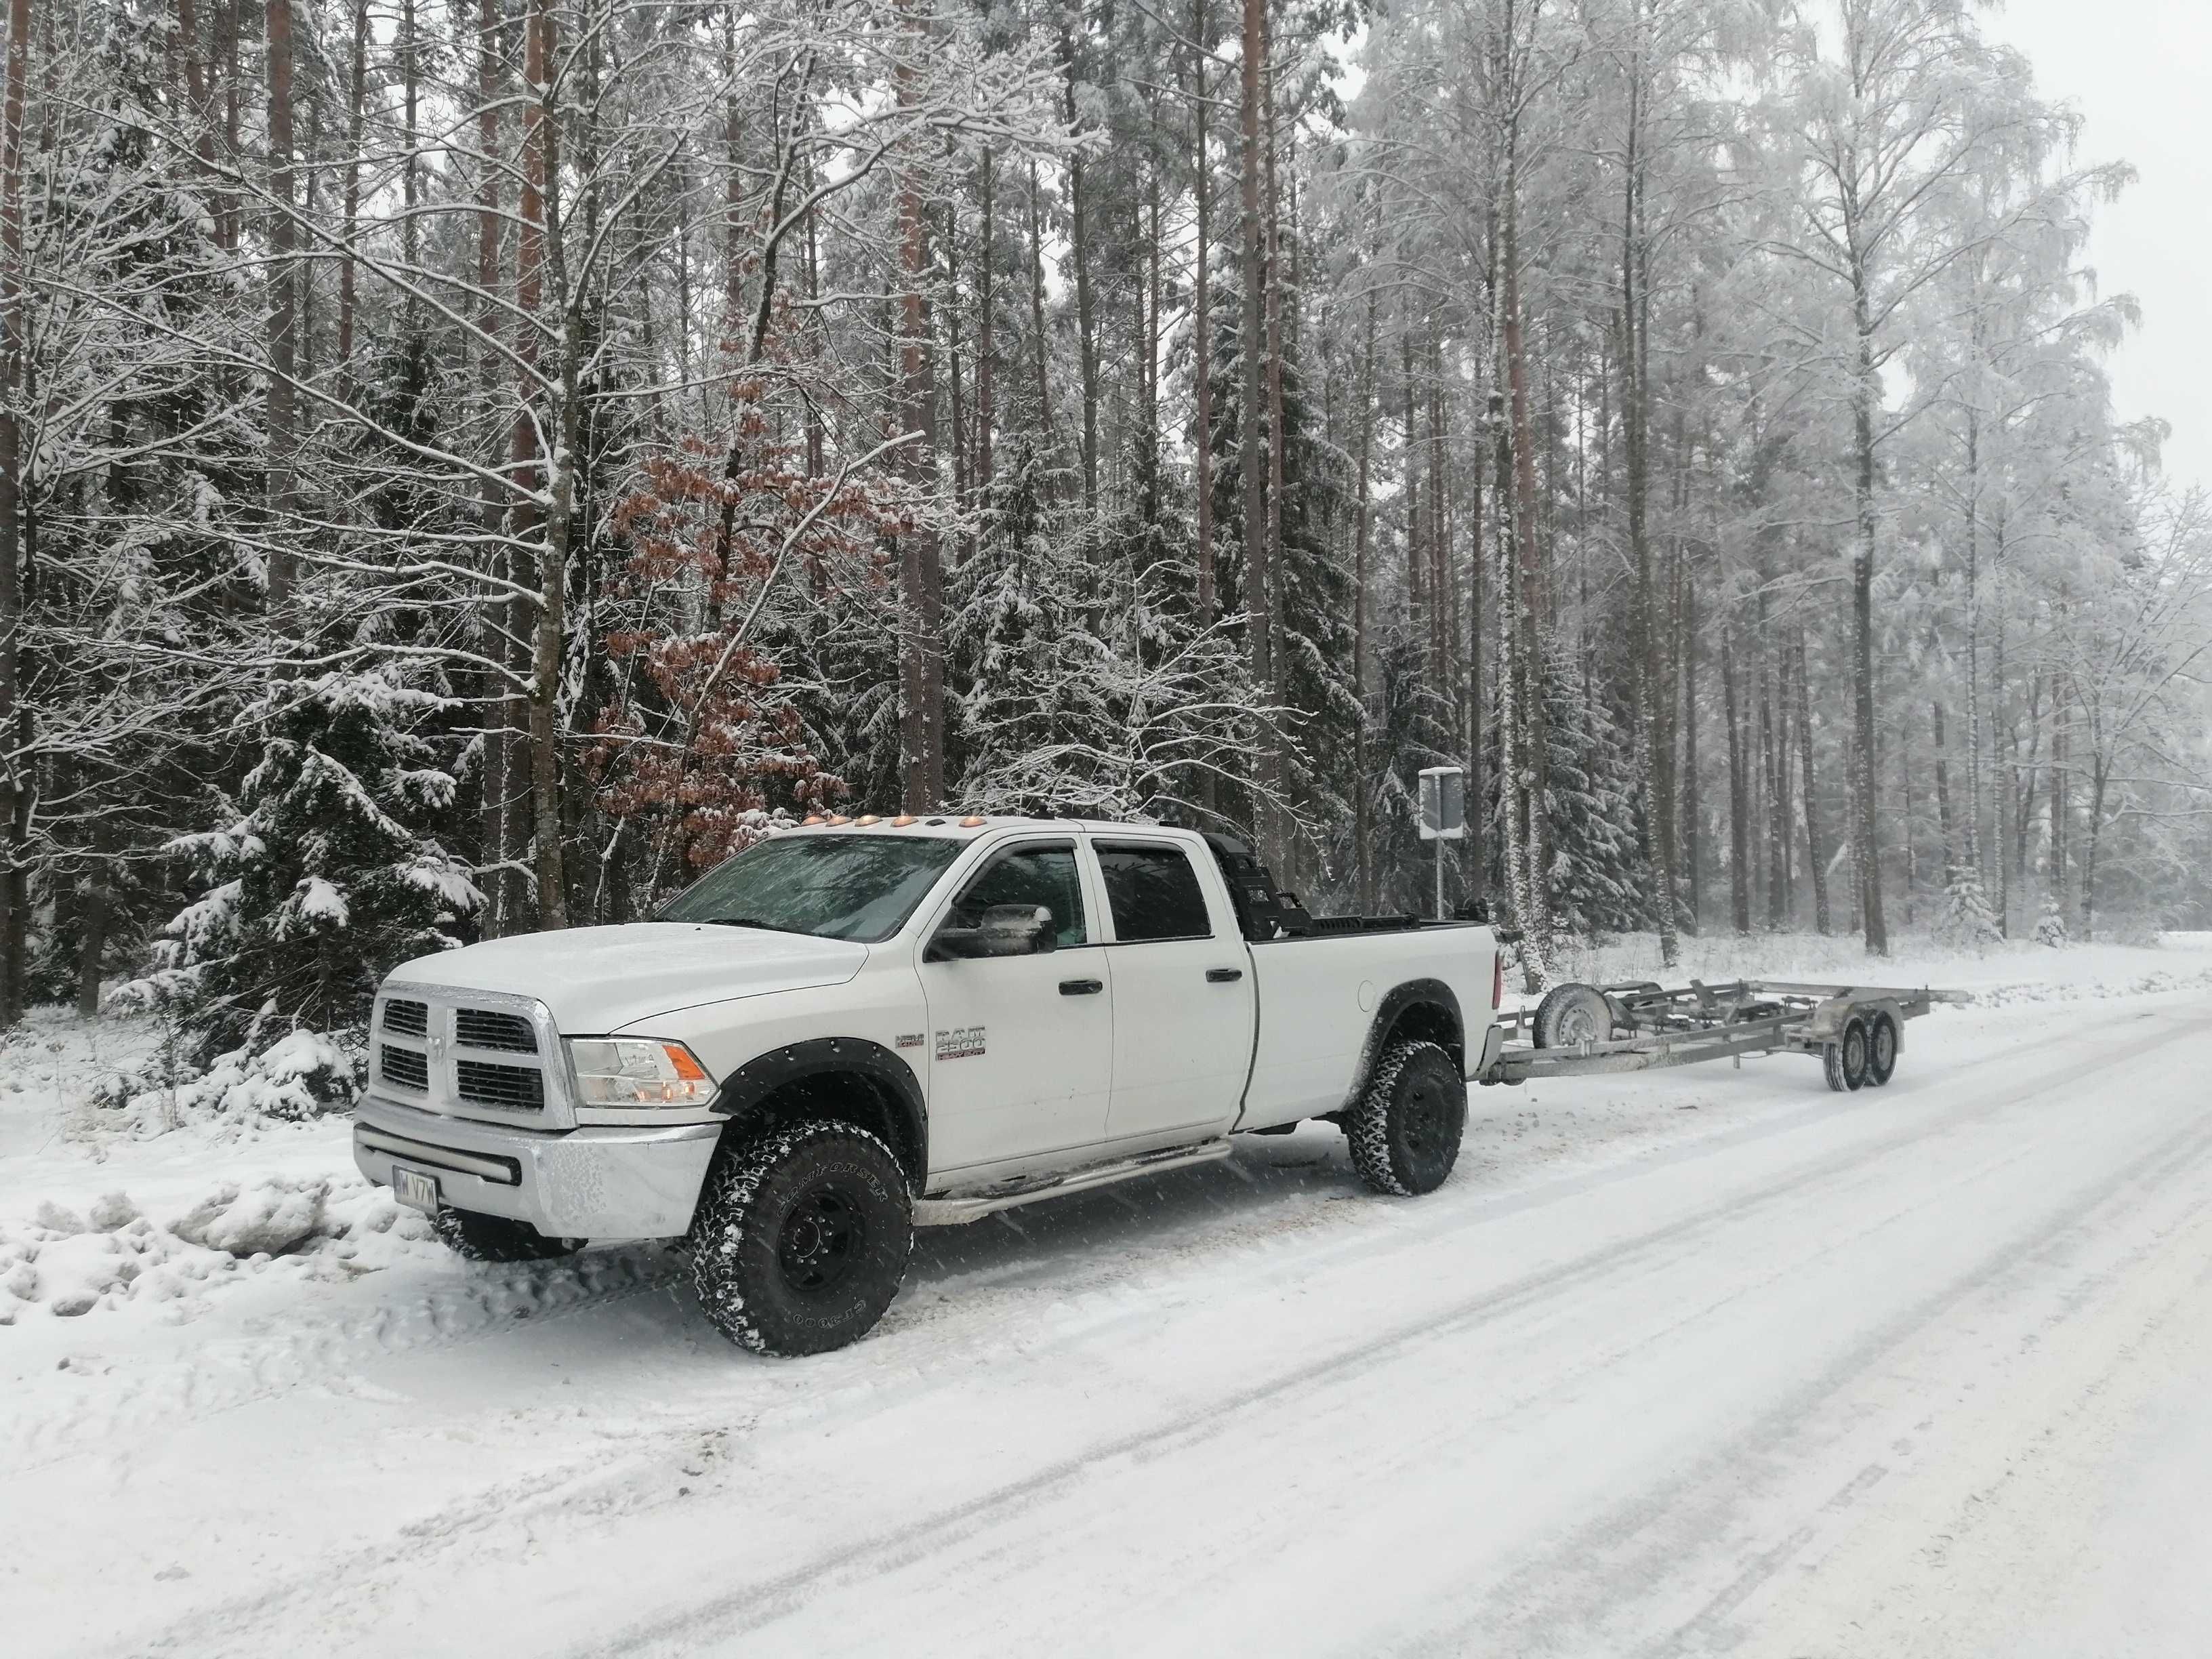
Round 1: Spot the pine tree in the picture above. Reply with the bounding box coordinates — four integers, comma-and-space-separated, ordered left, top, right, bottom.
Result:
1935, 861, 2003, 951
1541, 640, 1647, 939
134, 672, 480, 1087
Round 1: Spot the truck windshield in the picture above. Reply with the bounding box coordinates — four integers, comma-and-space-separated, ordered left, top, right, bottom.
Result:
653, 834, 965, 943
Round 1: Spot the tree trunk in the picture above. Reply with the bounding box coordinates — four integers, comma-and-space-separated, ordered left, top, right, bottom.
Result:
976, 151, 994, 492
1353, 281, 1378, 912
2048, 675, 2067, 914
76, 821, 113, 1019
1931, 697, 1953, 875
2080, 758, 2104, 942
1061, 25, 1097, 508
1501, 127, 1551, 968
897, 2, 944, 810
1026, 159, 1050, 440
1795, 629, 1828, 935
264, 0, 299, 623
336, 0, 367, 377
1849, 266, 1888, 955
1766, 646, 1789, 930
516, 0, 568, 928
1188, 0, 1214, 625
1237, 0, 1273, 855
1723, 628, 1749, 935
0, 0, 26, 1022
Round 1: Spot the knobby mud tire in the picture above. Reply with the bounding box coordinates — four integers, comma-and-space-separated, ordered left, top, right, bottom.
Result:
688, 1120, 913, 1357
1348, 1040, 1468, 1197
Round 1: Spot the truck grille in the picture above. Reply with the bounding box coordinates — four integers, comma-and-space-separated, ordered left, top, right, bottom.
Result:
380, 1044, 428, 1092
382, 998, 428, 1037
455, 1059, 545, 1112
454, 1008, 536, 1054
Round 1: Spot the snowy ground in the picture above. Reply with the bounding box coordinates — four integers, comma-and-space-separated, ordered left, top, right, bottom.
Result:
5, 933, 2212, 1656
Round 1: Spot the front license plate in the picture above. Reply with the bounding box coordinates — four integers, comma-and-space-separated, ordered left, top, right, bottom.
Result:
392, 1166, 441, 1212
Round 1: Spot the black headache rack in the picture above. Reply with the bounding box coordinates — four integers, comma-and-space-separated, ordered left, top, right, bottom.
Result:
1200, 832, 1456, 944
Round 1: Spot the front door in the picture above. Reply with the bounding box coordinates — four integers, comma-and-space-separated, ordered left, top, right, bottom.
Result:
918, 838, 1113, 1176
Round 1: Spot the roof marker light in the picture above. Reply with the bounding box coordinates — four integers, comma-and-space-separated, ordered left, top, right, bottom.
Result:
825, 813, 851, 825
855, 814, 881, 826
802, 815, 825, 826
959, 815, 987, 828
891, 814, 916, 827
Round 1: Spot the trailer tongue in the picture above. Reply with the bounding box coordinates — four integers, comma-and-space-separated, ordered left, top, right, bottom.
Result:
1479, 977, 1972, 1094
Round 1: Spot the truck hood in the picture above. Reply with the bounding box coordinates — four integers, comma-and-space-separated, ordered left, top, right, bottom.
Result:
387, 923, 868, 1034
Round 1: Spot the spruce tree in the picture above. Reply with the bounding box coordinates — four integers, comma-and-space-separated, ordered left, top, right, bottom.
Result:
142, 672, 479, 1080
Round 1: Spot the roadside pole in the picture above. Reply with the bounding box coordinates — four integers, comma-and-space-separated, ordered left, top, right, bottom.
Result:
1417, 764, 1467, 920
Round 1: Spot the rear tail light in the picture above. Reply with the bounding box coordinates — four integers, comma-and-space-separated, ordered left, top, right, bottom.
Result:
1492, 951, 1504, 1010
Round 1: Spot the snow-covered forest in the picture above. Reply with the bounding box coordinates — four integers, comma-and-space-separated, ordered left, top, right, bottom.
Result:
1, 0, 2208, 1076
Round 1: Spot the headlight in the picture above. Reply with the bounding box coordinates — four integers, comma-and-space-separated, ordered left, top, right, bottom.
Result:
566, 1038, 716, 1107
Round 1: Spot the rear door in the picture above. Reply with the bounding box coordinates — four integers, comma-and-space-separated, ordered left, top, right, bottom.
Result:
1096, 838, 1256, 1145
918, 837, 1114, 1176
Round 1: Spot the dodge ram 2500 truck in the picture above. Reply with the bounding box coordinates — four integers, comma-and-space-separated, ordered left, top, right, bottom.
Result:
354, 817, 1503, 1355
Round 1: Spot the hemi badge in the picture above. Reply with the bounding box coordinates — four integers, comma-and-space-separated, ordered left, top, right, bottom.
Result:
895, 1033, 926, 1050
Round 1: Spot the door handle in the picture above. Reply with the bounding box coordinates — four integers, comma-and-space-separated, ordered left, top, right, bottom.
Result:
1059, 978, 1104, 996
1206, 967, 1244, 983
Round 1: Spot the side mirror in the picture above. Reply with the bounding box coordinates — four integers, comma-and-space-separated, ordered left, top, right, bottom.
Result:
928, 903, 1057, 960
979, 903, 1056, 956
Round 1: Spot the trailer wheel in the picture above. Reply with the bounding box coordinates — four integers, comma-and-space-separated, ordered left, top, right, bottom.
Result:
1348, 1040, 1467, 1197
1534, 983, 1613, 1049
1821, 1017, 1871, 1093
688, 1121, 913, 1357
1866, 1012, 1898, 1086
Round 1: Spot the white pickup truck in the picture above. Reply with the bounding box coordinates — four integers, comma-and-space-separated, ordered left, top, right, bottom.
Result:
354, 817, 1503, 1354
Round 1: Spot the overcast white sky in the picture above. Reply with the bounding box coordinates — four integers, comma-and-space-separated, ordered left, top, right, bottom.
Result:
1984, 0, 2212, 493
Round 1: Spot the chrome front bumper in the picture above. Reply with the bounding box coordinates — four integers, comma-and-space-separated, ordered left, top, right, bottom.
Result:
353, 1093, 722, 1240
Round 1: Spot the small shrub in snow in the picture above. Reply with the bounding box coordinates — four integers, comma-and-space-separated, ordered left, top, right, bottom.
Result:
2034, 893, 2070, 948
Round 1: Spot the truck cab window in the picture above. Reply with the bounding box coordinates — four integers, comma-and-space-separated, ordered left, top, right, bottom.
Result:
1098, 844, 1212, 942
946, 844, 1086, 947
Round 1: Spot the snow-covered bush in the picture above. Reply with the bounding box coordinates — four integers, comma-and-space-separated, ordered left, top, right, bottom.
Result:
2034, 891, 2070, 947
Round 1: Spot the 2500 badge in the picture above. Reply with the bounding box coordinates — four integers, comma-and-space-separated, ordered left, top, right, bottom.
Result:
934, 1025, 986, 1061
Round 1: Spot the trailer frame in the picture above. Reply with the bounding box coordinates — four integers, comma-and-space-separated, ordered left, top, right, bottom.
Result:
1477, 977, 1970, 1093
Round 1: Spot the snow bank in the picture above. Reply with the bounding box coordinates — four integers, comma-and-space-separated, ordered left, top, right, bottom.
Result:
0, 1174, 430, 1324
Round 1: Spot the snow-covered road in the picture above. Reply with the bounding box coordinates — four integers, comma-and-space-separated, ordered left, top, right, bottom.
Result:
8, 951, 2212, 1656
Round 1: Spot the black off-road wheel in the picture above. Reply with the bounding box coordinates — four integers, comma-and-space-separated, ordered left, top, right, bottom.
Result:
688, 1121, 913, 1357
1865, 1012, 1899, 1086
1348, 1040, 1468, 1197
1534, 983, 1614, 1050
1822, 1017, 1871, 1093
432, 1206, 584, 1263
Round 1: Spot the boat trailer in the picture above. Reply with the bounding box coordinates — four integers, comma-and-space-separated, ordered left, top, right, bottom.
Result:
1478, 977, 1972, 1093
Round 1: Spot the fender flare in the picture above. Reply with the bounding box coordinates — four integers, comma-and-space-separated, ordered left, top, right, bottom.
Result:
710, 1037, 928, 1185
1341, 979, 1467, 1110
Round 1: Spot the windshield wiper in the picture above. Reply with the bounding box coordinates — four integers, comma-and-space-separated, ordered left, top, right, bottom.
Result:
699, 916, 813, 935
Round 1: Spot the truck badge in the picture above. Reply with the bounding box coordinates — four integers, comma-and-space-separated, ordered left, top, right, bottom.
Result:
895, 1032, 925, 1050
934, 1026, 985, 1061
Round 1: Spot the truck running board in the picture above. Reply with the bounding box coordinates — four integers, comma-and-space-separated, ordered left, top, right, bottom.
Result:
913, 1138, 1234, 1227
